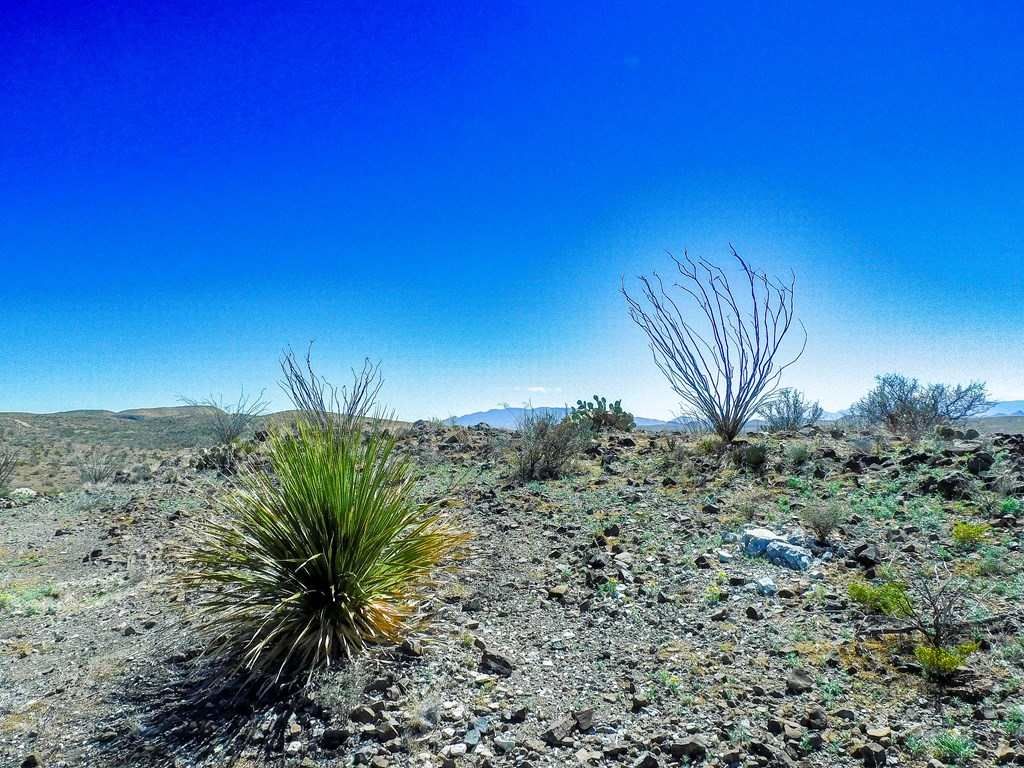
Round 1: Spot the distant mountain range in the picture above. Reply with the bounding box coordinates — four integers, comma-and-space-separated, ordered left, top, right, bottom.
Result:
454, 408, 568, 429
981, 400, 1024, 417
454, 402, 1023, 429
454, 406, 812, 430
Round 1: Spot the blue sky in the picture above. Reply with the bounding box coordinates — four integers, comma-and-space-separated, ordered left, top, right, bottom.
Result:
2, 1, 1022, 419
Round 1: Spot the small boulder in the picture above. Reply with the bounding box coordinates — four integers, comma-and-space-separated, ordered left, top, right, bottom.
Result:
803, 706, 828, 730
742, 528, 784, 556
764, 540, 812, 570
786, 668, 814, 694
541, 717, 577, 746
667, 737, 709, 761
481, 651, 515, 677
859, 741, 887, 766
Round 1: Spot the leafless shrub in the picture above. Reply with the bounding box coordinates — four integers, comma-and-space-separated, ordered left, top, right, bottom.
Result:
512, 406, 591, 482
903, 565, 977, 652
848, 374, 991, 440
760, 388, 823, 432
74, 450, 123, 484
988, 468, 1018, 498
279, 343, 383, 435
179, 390, 269, 445
852, 561, 982, 671
730, 488, 766, 522
0, 429, 17, 489
623, 247, 805, 443
872, 564, 979, 682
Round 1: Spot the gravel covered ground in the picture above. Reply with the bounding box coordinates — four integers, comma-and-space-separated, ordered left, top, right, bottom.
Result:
2, 418, 1024, 768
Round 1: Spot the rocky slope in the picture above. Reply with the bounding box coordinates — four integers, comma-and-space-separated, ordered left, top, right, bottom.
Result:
2, 422, 1023, 768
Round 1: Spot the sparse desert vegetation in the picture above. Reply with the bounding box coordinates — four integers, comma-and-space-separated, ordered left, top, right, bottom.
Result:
3, 379, 1024, 767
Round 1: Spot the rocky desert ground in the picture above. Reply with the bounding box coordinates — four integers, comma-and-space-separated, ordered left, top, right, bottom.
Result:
1, 410, 1023, 768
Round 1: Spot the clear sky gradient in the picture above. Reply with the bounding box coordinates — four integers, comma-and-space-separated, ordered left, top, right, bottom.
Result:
2, 1, 1022, 419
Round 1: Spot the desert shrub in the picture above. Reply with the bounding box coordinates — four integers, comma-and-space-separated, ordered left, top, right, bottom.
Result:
1000, 497, 1022, 515
129, 463, 154, 483
759, 388, 823, 432
932, 731, 976, 764
848, 374, 990, 440
193, 442, 256, 476
180, 390, 269, 445
694, 434, 725, 456
180, 356, 465, 692
915, 642, 979, 678
850, 565, 978, 681
730, 441, 769, 471
729, 488, 765, 522
989, 470, 1018, 498
74, 450, 123, 484
663, 437, 690, 465
848, 580, 914, 617
800, 502, 843, 544
567, 395, 635, 431
623, 248, 806, 443
0, 433, 17, 491
786, 441, 812, 465
512, 407, 591, 482
951, 521, 990, 548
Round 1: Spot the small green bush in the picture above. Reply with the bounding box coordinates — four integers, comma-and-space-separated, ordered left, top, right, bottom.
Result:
932, 730, 976, 763
694, 434, 725, 456
786, 441, 812, 465
1000, 497, 1022, 515
952, 521, 990, 548
567, 395, 635, 431
915, 642, 978, 679
731, 441, 769, 471
800, 503, 843, 544
513, 407, 591, 481
847, 580, 914, 617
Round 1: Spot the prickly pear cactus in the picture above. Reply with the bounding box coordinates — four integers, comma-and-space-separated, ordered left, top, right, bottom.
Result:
568, 395, 636, 431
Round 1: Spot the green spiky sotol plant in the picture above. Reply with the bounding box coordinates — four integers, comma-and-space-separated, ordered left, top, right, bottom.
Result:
568, 395, 636, 431
180, 418, 467, 691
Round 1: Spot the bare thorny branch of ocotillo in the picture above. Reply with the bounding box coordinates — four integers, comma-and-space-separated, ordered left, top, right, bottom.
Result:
622, 245, 806, 441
